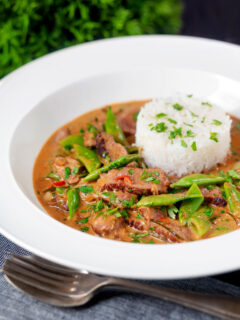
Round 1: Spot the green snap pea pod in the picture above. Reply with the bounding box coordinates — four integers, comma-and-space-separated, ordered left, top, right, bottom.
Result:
105, 106, 128, 146
126, 145, 139, 154
224, 182, 240, 216
227, 170, 240, 180
67, 189, 80, 219
179, 183, 204, 225
135, 192, 200, 208
83, 154, 141, 182
74, 144, 101, 173
171, 173, 225, 188
45, 171, 60, 181
189, 207, 211, 238
59, 134, 84, 149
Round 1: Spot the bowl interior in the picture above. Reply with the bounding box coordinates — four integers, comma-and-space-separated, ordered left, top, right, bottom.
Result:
9, 67, 240, 212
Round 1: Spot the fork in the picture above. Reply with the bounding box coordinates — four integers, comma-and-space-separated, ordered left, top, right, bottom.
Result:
2, 255, 240, 320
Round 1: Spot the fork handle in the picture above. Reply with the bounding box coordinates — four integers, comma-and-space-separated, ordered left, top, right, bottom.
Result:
106, 278, 240, 320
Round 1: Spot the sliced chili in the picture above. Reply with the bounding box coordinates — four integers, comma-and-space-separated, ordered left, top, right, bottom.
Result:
115, 175, 132, 185
53, 180, 66, 187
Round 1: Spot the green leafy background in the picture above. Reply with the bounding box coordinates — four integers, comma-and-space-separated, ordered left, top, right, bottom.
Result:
0, 0, 183, 78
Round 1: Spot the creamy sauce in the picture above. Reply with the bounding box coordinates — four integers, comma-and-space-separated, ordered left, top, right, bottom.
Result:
33, 100, 240, 244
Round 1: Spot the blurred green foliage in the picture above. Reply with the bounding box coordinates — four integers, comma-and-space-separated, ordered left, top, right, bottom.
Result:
0, 0, 183, 78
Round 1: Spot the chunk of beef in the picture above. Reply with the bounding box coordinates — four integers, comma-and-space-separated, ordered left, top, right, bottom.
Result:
84, 131, 96, 147
89, 213, 124, 238
52, 156, 80, 185
96, 132, 128, 165
117, 105, 140, 135
149, 222, 182, 243
139, 207, 167, 224
157, 218, 193, 241
98, 167, 169, 195
125, 210, 182, 243
55, 128, 70, 143
201, 187, 227, 207
125, 210, 148, 231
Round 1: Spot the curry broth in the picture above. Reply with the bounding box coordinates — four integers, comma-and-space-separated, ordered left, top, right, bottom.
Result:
33, 100, 240, 244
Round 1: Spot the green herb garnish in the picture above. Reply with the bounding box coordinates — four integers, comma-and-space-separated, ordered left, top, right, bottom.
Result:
210, 132, 218, 143
172, 103, 183, 111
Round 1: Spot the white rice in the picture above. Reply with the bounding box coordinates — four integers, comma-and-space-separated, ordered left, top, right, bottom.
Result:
135, 94, 231, 176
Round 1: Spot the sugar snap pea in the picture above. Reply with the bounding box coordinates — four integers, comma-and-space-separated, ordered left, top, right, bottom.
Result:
59, 134, 83, 149
135, 191, 200, 208
105, 106, 128, 146
224, 182, 240, 216
189, 207, 211, 238
171, 173, 225, 188
83, 154, 141, 182
67, 189, 80, 219
179, 183, 204, 225
74, 144, 101, 173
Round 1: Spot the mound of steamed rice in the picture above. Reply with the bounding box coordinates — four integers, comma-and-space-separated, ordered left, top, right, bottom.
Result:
135, 95, 231, 176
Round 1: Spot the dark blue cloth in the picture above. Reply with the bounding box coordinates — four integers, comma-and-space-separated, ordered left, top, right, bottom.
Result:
0, 233, 239, 320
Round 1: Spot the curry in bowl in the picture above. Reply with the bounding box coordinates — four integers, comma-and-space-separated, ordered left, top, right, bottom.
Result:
33, 97, 240, 244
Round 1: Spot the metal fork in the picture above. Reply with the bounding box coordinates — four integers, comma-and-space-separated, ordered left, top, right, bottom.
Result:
2, 255, 240, 320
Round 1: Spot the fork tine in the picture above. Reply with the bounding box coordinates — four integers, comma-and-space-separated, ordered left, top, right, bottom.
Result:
3, 260, 81, 298
11, 255, 83, 276
9, 255, 79, 282
3, 259, 81, 295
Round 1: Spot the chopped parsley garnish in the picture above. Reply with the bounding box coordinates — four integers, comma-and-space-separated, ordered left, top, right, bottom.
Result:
81, 209, 87, 213
190, 111, 198, 118
64, 167, 71, 179
122, 196, 136, 208
87, 123, 98, 137
92, 199, 104, 212
212, 119, 222, 126
72, 166, 79, 175
201, 117, 206, 123
156, 113, 167, 118
79, 128, 84, 133
76, 217, 89, 224
184, 122, 193, 127
140, 170, 161, 184
210, 132, 218, 143
151, 122, 168, 133
81, 226, 89, 232
120, 209, 129, 218
202, 102, 212, 107
79, 186, 94, 194
128, 169, 135, 175
186, 130, 195, 138
168, 127, 182, 140
187, 94, 193, 98
204, 207, 213, 217
231, 150, 237, 156
180, 140, 187, 148
167, 206, 178, 219
167, 118, 177, 124
107, 207, 119, 215
115, 212, 122, 218
172, 103, 183, 111
191, 141, 197, 151
236, 123, 240, 131
136, 213, 143, 219
131, 232, 149, 243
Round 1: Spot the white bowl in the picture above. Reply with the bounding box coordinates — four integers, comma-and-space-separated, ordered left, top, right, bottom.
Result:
1, 36, 240, 279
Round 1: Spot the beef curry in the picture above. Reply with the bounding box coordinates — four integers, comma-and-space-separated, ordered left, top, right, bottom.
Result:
33, 100, 240, 244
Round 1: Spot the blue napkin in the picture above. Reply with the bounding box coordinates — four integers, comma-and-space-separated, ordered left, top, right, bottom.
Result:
0, 233, 239, 320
